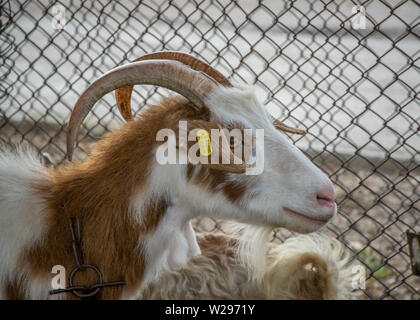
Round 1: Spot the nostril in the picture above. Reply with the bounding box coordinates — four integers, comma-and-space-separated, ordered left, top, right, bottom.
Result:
316, 187, 336, 207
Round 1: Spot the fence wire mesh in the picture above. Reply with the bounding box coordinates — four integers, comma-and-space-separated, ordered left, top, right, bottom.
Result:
1, 0, 419, 300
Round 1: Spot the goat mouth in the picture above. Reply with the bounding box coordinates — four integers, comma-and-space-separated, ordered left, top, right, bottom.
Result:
283, 207, 331, 225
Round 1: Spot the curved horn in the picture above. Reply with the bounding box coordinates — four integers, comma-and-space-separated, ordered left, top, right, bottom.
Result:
115, 51, 231, 121
115, 52, 306, 135
67, 60, 218, 160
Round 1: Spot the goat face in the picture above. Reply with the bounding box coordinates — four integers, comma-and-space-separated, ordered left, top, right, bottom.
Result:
182, 85, 337, 233
68, 52, 336, 234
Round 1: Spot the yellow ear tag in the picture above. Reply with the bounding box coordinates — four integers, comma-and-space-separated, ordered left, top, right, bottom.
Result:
197, 129, 212, 156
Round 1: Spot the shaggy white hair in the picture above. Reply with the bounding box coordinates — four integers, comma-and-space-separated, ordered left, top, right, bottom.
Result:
138, 229, 361, 300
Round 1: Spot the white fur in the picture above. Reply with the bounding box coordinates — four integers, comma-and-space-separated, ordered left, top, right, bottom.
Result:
141, 204, 197, 288
0, 146, 50, 299
139, 163, 201, 289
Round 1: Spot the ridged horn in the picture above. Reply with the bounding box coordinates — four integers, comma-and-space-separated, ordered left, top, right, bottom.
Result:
67, 59, 218, 160
115, 51, 231, 121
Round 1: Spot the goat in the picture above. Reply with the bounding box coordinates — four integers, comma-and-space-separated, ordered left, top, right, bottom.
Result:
0, 52, 337, 299
139, 231, 360, 300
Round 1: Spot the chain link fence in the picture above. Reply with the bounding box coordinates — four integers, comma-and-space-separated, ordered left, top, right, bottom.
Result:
1, 0, 419, 299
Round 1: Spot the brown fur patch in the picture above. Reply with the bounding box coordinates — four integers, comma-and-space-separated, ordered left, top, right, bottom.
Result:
186, 162, 248, 203
290, 252, 331, 300
196, 168, 248, 203
196, 233, 239, 254
195, 233, 239, 265
22, 96, 209, 299
5, 278, 25, 300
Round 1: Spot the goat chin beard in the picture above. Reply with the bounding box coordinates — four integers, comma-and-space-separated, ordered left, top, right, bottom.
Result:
227, 223, 273, 283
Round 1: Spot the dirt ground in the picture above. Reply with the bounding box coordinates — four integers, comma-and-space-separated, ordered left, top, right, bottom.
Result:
1, 120, 419, 300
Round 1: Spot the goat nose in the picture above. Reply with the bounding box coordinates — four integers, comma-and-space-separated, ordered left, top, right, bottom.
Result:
316, 186, 336, 207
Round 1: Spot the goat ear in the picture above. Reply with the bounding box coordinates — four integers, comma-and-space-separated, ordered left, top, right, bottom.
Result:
188, 120, 248, 174
272, 118, 306, 135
